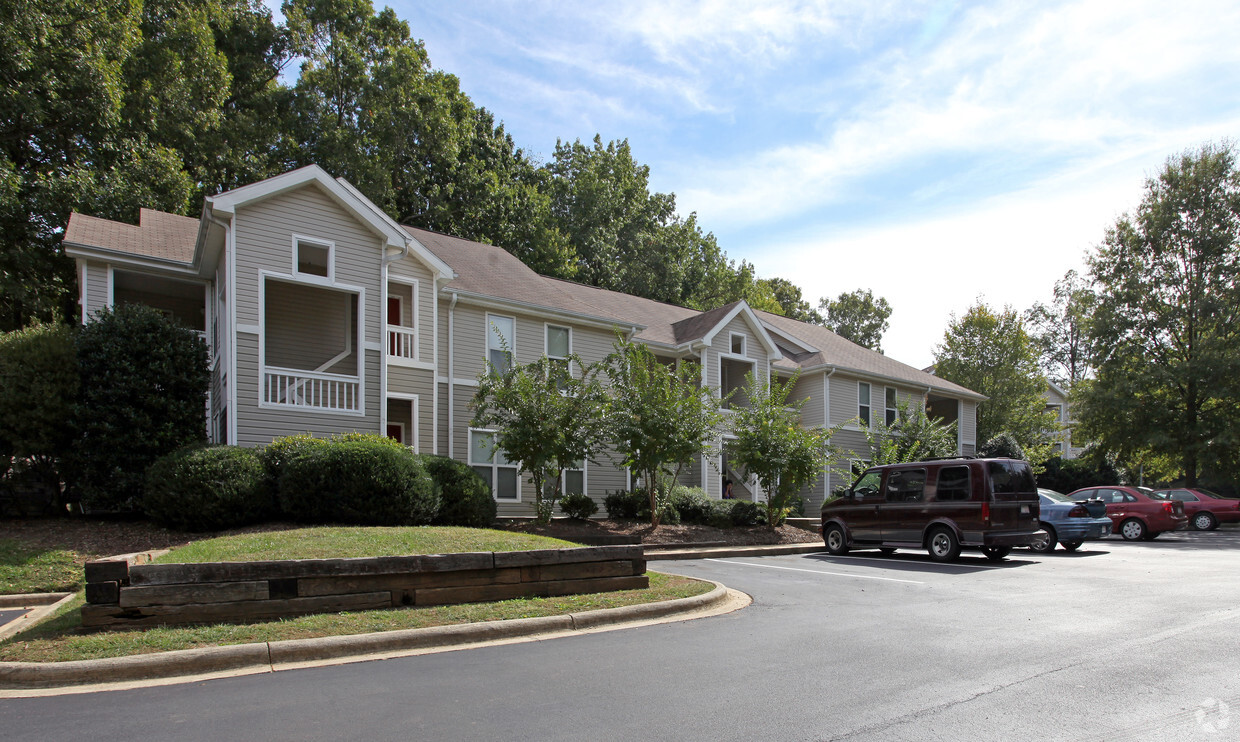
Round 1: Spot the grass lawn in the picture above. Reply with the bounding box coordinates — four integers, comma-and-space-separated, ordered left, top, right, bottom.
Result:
0, 539, 83, 594
0, 526, 714, 663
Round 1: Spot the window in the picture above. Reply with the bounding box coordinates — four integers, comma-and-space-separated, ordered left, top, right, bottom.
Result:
858, 382, 871, 426
544, 460, 585, 498
885, 387, 898, 426
987, 460, 1035, 494
486, 315, 514, 374
469, 430, 519, 500
936, 465, 971, 501
545, 324, 571, 383
730, 333, 746, 355
294, 237, 331, 279
886, 469, 926, 502
851, 469, 882, 500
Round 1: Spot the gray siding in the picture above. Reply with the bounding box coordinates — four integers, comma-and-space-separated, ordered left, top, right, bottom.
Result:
84, 261, 109, 317
387, 366, 434, 454
263, 280, 357, 373
387, 255, 434, 362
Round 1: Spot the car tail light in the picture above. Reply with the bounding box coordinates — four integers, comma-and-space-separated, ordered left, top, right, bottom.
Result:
1068, 505, 1088, 517
982, 501, 990, 524
1162, 502, 1176, 515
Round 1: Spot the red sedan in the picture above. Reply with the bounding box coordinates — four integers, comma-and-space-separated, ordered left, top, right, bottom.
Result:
1067, 486, 1188, 541
1150, 488, 1240, 531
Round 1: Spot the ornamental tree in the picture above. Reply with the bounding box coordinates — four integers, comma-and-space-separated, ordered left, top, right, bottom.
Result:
863, 398, 957, 466
471, 354, 607, 523
727, 371, 839, 527
604, 337, 723, 526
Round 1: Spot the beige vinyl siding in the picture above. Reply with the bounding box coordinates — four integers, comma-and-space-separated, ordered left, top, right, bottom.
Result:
387, 256, 434, 362
231, 185, 385, 447
789, 372, 823, 428
84, 261, 110, 317
829, 374, 862, 427
387, 368, 434, 454
263, 280, 357, 373
717, 313, 767, 362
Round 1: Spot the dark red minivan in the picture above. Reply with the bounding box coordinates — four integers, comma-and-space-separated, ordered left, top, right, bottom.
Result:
821, 458, 1042, 562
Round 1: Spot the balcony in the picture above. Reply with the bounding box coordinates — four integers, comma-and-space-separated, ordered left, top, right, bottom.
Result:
263, 366, 360, 412
388, 326, 416, 360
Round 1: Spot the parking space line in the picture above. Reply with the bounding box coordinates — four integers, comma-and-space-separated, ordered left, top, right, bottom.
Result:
706, 559, 925, 584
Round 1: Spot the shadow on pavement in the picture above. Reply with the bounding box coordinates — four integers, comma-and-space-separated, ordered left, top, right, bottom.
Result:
802, 550, 1036, 576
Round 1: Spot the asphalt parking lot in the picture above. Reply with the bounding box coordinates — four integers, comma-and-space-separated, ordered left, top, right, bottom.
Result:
3, 529, 1238, 741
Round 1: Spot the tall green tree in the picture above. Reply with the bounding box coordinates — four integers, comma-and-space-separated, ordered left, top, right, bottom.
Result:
819, 289, 892, 352
727, 371, 838, 526
933, 302, 1056, 452
1024, 269, 1096, 387
1075, 141, 1240, 486
758, 277, 824, 323
471, 355, 607, 524
605, 337, 723, 526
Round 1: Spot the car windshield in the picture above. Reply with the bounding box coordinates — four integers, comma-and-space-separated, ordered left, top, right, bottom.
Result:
1038, 489, 1071, 502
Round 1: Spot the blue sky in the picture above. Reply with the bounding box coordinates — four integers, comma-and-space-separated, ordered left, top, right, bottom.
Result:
344, 1, 1240, 367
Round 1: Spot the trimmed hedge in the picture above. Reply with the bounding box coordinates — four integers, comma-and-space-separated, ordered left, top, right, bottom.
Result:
279, 438, 437, 526
423, 454, 496, 528
259, 433, 328, 493
605, 490, 645, 519
143, 446, 273, 531
669, 486, 712, 524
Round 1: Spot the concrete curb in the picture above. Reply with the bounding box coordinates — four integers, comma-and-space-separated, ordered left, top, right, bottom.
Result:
0, 593, 68, 609
0, 580, 734, 692
645, 543, 826, 560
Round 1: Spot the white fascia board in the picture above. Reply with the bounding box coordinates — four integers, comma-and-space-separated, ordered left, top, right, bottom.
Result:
446, 290, 647, 335
61, 242, 201, 278
207, 165, 407, 250
761, 322, 820, 354
332, 177, 456, 280
698, 301, 783, 361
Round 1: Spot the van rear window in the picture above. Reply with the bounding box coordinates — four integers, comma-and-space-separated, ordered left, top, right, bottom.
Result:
988, 461, 1035, 494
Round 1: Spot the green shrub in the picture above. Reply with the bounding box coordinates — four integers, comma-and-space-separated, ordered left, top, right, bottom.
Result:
279, 439, 437, 526
604, 490, 645, 519
0, 323, 78, 512
143, 446, 273, 531
707, 500, 734, 529
423, 455, 496, 528
979, 433, 1025, 460
654, 500, 680, 525
66, 305, 208, 513
669, 486, 713, 525
729, 500, 766, 526
259, 434, 328, 493
559, 491, 598, 520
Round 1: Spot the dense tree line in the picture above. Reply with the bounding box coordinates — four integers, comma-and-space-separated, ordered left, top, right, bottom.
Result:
2, 0, 894, 335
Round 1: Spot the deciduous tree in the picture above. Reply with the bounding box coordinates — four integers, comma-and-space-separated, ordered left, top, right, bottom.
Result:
863, 399, 957, 466
818, 289, 892, 352
1075, 141, 1240, 486
1024, 270, 1095, 387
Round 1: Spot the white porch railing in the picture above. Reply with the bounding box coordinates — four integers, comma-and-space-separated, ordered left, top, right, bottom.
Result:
264, 366, 361, 412
387, 326, 416, 359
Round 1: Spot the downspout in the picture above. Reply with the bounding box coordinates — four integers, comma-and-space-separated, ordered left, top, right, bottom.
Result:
207, 214, 236, 446
447, 291, 459, 459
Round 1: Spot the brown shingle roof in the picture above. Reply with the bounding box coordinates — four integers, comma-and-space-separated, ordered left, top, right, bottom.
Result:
64, 208, 198, 264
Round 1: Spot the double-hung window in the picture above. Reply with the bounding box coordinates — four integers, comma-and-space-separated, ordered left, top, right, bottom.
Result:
544, 460, 586, 498
885, 387, 898, 426
469, 430, 519, 500
545, 324, 571, 384
858, 382, 871, 427
487, 315, 514, 375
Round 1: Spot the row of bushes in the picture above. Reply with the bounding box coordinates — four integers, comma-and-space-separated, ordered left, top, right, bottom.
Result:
603, 487, 769, 528
143, 433, 496, 532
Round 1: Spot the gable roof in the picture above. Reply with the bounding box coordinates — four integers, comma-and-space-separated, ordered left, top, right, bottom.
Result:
64, 208, 199, 265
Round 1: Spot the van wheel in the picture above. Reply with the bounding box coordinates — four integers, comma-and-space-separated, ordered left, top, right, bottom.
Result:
1061, 540, 1083, 552
824, 524, 849, 555
927, 527, 961, 562
1030, 524, 1056, 553
982, 546, 1011, 562
1120, 518, 1146, 541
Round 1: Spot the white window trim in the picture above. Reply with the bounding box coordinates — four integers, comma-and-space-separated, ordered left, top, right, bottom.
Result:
544, 322, 572, 359
469, 427, 520, 502
858, 381, 872, 427
387, 392, 419, 451
291, 234, 335, 283
386, 277, 421, 365
486, 313, 516, 372
257, 271, 366, 417
729, 332, 746, 357
556, 460, 588, 497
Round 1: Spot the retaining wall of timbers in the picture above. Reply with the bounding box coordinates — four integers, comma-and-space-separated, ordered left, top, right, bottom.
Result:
81, 545, 647, 629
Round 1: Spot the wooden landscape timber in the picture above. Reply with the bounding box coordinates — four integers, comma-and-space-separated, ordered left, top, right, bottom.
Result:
81, 546, 648, 629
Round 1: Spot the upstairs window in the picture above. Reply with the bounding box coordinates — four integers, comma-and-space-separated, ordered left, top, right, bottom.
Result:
487, 314, 514, 375
858, 382, 871, 427
886, 387, 898, 426
294, 237, 332, 279
730, 333, 746, 355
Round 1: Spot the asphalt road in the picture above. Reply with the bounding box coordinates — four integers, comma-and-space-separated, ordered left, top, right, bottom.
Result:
4, 529, 1240, 741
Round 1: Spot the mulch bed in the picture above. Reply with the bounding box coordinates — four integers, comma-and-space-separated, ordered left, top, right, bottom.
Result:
497, 518, 822, 546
